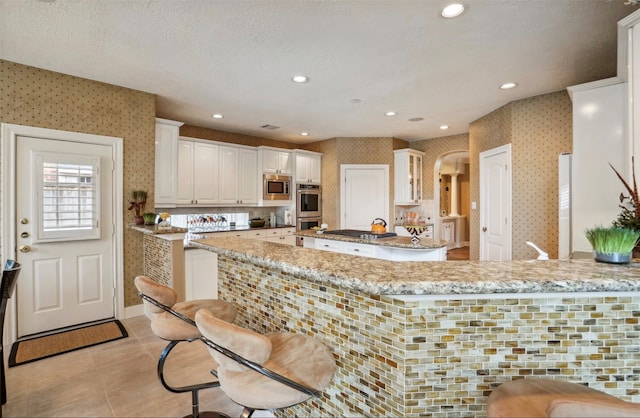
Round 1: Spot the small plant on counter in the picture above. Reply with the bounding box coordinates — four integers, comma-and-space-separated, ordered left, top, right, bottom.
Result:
128, 190, 148, 225
142, 212, 157, 225
585, 226, 640, 264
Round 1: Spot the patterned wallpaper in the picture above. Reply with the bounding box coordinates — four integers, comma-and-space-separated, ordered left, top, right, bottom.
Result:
0, 60, 155, 307
0, 59, 573, 313
469, 90, 572, 260
511, 92, 573, 259
304, 137, 408, 230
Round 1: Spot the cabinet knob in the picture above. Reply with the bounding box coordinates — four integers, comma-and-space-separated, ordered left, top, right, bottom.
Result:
482, 226, 487, 232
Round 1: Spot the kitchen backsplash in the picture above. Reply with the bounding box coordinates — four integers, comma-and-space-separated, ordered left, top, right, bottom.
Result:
166, 206, 295, 231
394, 200, 435, 225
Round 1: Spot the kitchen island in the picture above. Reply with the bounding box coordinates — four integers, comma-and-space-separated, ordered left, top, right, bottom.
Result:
190, 237, 640, 417
298, 229, 448, 261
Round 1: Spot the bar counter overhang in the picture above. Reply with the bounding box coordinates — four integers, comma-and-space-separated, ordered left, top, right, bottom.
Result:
190, 236, 640, 417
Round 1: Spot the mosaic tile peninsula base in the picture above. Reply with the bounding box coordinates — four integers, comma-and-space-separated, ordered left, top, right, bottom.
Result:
192, 237, 640, 417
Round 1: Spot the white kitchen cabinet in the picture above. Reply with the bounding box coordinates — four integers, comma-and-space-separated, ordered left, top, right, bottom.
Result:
246, 229, 267, 240
204, 227, 296, 246
185, 248, 218, 300
219, 146, 258, 205
258, 227, 297, 246
154, 118, 183, 208
281, 227, 296, 246
314, 238, 344, 253
260, 147, 292, 174
304, 236, 446, 261
177, 139, 219, 205
342, 242, 376, 258
294, 150, 322, 184
214, 230, 249, 239
441, 219, 455, 244
439, 216, 466, 250
394, 148, 424, 204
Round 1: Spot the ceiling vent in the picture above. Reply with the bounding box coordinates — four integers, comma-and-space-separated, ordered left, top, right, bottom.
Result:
260, 124, 280, 130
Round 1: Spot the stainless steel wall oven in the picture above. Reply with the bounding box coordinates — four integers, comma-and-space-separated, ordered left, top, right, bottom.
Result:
296, 184, 321, 246
296, 184, 321, 218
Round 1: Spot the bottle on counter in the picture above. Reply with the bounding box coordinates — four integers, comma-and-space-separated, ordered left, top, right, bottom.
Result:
270, 212, 276, 227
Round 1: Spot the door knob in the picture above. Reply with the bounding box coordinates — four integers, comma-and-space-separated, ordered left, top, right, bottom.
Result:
19, 245, 31, 253
482, 226, 487, 232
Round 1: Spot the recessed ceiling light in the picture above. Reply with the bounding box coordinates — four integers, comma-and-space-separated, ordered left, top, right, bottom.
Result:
440, 125, 449, 130
500, 82, 518, 90
441, 3, 465, 18
385, 111, 397, 117
212, 113, 223, 119
408, 117, 424, 122
300, 132, 309, 136
292, 75, 309, 83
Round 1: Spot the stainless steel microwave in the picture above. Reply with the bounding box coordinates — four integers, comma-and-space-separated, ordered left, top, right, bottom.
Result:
263, 174, 291, 200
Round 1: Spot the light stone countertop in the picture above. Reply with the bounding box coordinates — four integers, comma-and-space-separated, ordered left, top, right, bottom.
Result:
189, 236, 640, 295
130, 224, 188, 235
297, 229, 447, 249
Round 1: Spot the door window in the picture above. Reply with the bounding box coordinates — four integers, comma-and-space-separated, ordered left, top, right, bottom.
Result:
35, 152, 101, 242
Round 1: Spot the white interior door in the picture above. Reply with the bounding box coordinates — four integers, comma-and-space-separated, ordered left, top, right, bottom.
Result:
480, 144, 512, 261
341, 165, 389, 230
15, 136, 116, 337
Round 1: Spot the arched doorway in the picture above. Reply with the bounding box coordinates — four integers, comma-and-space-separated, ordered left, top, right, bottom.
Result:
433, 151, 470, 250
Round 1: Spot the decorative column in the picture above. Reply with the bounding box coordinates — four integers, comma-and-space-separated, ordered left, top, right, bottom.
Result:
449, 174, 460, 216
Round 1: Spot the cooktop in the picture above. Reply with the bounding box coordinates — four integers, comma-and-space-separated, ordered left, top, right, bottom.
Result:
323, 229, 397, 239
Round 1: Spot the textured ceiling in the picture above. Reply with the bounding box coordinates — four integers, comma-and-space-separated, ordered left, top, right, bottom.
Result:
0, 0, 637, 144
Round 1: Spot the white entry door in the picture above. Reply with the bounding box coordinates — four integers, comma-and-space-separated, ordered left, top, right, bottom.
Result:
480, 144, 512, 260
15, 136, 116, 337
340, 165, 389, 230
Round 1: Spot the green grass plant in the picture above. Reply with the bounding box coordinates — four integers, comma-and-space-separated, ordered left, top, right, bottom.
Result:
585, 226, 640, 255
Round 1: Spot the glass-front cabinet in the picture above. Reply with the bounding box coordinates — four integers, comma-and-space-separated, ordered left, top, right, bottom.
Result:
394, 148, 424, 204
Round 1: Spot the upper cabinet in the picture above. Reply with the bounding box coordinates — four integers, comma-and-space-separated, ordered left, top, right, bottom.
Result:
156, 132, 293, 207
177, 139, 220, 206
259, 147, 292, 175
154, 118, 184, 208
295, 150, 322, 184
218, 145, 258, 205
394, 148, 424, 205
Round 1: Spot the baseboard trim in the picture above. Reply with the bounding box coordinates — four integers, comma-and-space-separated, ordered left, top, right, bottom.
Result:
124, 304, 144, 318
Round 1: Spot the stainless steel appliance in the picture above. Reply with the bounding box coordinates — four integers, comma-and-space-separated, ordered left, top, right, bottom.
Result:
296, 183, 322, 246
296, 217, 322, 246
296, 184, 321, 218
263, 174, 291, 201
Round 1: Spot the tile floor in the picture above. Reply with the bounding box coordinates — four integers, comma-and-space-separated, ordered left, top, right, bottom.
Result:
2, 315, 246, 417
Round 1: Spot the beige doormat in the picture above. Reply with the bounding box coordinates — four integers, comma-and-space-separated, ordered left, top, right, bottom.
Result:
8, 320, 128, 367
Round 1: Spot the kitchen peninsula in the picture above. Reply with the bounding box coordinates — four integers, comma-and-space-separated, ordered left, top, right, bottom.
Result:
190, 237, 640, 417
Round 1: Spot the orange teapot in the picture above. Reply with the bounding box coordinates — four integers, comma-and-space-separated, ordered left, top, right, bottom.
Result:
371, 218, 387, 234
